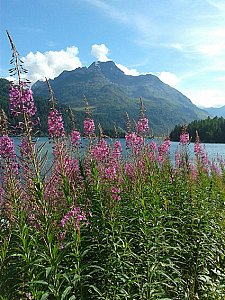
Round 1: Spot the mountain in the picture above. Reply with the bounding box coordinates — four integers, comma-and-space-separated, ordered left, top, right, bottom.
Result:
203, 106, 225, 118
32, 61, 208, 134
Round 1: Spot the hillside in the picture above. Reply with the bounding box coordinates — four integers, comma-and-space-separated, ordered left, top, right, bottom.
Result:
203, 106, 225, 118
32, 61, 208, 134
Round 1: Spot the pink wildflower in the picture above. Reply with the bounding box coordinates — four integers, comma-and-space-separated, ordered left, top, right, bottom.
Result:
194, 142, 203, 156
0, 135, 16, 160
91, 139, 109, 162
9, 83, 36, 117
52, 143, 80, 179
194, 132, 203, 158
104, 165, 117, 180
48, 109, 65, 138
0, 135, 18, 176
175, 151, 181, 168
84, 118, 95, 136
111, 187, 121, 201
70, 130, 81, 146
147, 141, 157, 162
137, 117, 149, 134
180, 132, 189, 145
149, 141, 157, 151
158, 139, 170, 162
64, 156, 79, 178
211, 161, 220, 176
124, 162, 136, 180
60, 206, 88, 231
112, 140, 122, 159
20, 137, 34, 159
190, 164, 198, 180
125, 132, 144, 154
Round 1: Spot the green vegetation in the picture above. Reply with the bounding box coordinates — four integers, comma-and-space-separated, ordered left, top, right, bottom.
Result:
2, 119, 225, 299
170, 116, 225, 143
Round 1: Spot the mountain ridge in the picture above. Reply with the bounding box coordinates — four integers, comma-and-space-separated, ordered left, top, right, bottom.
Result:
32, 60, 208, 134
202, 106, 225, 118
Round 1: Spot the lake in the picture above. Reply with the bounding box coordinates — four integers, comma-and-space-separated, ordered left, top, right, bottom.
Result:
12, 137, 225, 163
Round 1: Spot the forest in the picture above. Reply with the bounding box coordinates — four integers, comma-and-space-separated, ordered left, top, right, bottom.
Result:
170, 116, 225, 143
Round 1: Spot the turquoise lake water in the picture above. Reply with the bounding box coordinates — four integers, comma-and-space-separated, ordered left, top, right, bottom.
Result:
12, 137, 225, 164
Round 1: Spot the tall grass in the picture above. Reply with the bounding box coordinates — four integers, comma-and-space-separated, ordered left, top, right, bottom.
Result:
1, 32, 225, 299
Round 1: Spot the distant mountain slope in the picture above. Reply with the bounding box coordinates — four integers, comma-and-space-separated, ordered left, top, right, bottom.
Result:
32, 61, 208, 134
203, 106, 225, 118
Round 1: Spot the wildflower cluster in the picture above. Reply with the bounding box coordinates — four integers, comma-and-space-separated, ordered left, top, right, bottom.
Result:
137, 117, 149, 134
84, 118, 95, 136
48, 109, 65, 138
9, 83, 36, 117
125, 132, 144, 153
180, 132, 190, 144
157, 138, 170, 162
60, 206, 87, 230
0, 135, 16, 160
70, 129, 81, 146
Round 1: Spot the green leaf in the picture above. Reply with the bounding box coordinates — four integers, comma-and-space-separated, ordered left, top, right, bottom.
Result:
62, 286, 73, 299
46, 266, 52, 278
30, 280, 49, 286
40, 292, 50, 300
89, 285, 102, 296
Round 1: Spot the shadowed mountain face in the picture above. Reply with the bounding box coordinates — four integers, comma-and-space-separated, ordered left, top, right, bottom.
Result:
32, 61, 208, 134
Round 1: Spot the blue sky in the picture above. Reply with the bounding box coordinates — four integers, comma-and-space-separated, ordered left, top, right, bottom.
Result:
1, 0, 225, 107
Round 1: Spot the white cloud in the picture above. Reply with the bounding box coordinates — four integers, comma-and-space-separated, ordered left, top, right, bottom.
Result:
22, 46, 82, 83
171, 43, 184, 51
157, 72, 180, 87
208, 0, 225, 12
116, 63, 140, 76
184, 88, 225, 108
91, 44, 110, 61
5, 76, 16, 82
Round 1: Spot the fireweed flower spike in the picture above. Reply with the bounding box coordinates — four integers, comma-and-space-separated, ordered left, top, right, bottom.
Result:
46, 78, 65, 138
180, 132, 190, 145
60, 206, 89, 232
9, 83, 36, 118
157, 138, 170, 162
125, 132, 144, 154
126, 112, 132, 134
83, 96, 95, 136
68, 107, 82, 148
70, 130, 81, 146
137, 117, 149, 134
0, 135, 17, 165
137, 99, 149, 135
48, 109, 65, 138
194, 130, 203, 157
84, 118, 95, 136
7, 31, 37, 136
0, 135, 19, 218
